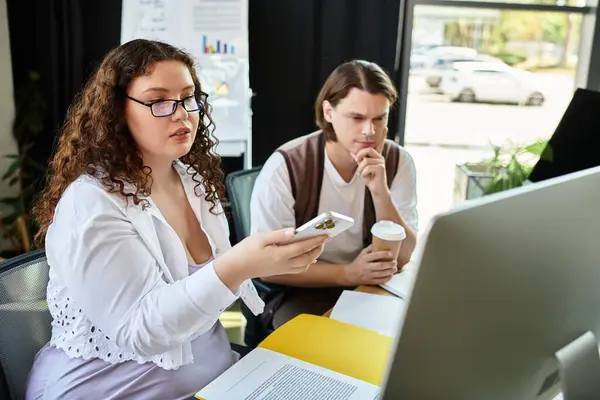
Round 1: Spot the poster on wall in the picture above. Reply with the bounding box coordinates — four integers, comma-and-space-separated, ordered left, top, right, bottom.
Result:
120, 0, 251, 163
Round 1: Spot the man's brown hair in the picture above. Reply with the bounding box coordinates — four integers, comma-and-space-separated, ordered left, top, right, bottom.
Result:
315, 60, 398, 141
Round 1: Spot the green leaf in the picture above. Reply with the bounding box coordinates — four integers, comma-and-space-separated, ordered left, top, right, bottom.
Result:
0, 197, 20, 206
8, 176, 18, 186
479, 138, 553, 197
524, 141, 548, 157
484, 172, 506, 195
2, 160, 20, 181
539, 143, 554, 162
484, 155, 527, 195
3, 154, 19, 160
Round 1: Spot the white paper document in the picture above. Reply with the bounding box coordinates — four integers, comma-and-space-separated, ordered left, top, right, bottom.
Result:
195, 348, 380, 400
380, 268, 417, 299
330, 291, 406, 337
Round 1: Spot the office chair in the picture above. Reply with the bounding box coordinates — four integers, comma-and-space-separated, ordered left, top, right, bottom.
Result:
0, 249, 258, 400
0, 250, 51, 400
225, 166, 263, 244
225, 167, 285, 347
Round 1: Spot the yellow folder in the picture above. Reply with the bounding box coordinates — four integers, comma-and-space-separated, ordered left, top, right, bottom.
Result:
258, 313, 394, 385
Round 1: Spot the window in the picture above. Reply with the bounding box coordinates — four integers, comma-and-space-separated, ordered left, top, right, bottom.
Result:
445, 0, 587, 6
401, 3, 585, 229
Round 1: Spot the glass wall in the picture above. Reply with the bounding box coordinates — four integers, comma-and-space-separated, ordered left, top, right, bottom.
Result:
401, 2, 586, 229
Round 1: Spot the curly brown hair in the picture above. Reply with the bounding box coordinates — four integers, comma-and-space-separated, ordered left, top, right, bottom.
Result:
32, 39, 226, 245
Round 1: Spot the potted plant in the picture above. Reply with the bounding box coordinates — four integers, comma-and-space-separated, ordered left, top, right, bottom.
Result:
453, 139, 553, 204
0, 71, 47, 260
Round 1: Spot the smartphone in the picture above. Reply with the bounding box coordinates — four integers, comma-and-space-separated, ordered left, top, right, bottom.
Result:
289, 212, 355, 242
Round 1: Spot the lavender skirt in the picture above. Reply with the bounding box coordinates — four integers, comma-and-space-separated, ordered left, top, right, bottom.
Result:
25, 261, 239, 400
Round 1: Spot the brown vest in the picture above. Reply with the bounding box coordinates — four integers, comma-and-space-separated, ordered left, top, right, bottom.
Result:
277, 131, 400, 247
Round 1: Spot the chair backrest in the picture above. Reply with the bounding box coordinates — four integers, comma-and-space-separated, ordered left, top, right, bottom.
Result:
225, 166, 263, 242
0, 250, 51, 400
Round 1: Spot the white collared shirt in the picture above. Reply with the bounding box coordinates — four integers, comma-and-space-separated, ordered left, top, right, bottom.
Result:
45, 162, 264, 370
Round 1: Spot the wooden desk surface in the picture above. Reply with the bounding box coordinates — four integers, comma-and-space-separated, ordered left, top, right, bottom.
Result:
323, 285, 393, 317
354, 285, 392, 297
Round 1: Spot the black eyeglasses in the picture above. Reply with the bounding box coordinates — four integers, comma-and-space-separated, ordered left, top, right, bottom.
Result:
126, 92, 208, 117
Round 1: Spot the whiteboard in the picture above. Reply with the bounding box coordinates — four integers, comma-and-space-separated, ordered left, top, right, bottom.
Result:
120, 0, 251, 156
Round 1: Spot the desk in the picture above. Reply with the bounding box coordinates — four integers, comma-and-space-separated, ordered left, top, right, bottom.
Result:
323, 285, 393, 317
353, 285, 392, 297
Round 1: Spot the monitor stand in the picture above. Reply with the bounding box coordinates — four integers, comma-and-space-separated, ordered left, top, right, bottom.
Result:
555, 331, 600, 399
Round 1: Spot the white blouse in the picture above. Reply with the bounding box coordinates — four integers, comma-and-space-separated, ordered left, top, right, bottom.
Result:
45, 161, 264, 370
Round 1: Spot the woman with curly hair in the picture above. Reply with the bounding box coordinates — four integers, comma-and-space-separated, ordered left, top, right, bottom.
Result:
25, 39, 327, 399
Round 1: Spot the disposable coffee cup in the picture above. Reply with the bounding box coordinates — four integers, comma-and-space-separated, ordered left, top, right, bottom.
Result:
371, 220, 406, 260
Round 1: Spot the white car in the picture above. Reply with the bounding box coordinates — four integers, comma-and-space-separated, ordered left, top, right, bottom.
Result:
440, 62, 545, 106
425, 46, 478, 61
423, 53, 506, 88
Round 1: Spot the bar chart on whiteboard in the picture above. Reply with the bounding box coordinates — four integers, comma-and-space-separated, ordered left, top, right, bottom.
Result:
120, 0, 252, 163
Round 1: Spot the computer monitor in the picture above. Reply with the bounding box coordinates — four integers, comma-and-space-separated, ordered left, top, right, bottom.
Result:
528, 88, 600, 183
381, 166, 600, 400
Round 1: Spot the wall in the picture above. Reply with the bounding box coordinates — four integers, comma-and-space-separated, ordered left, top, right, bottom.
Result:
248, 0, 401, 165
0, 0, 16, 199
0, 0, 16, 253
5, 1, 400, 171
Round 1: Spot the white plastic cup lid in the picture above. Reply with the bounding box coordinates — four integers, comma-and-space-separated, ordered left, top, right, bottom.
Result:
371, 220, 406, 241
